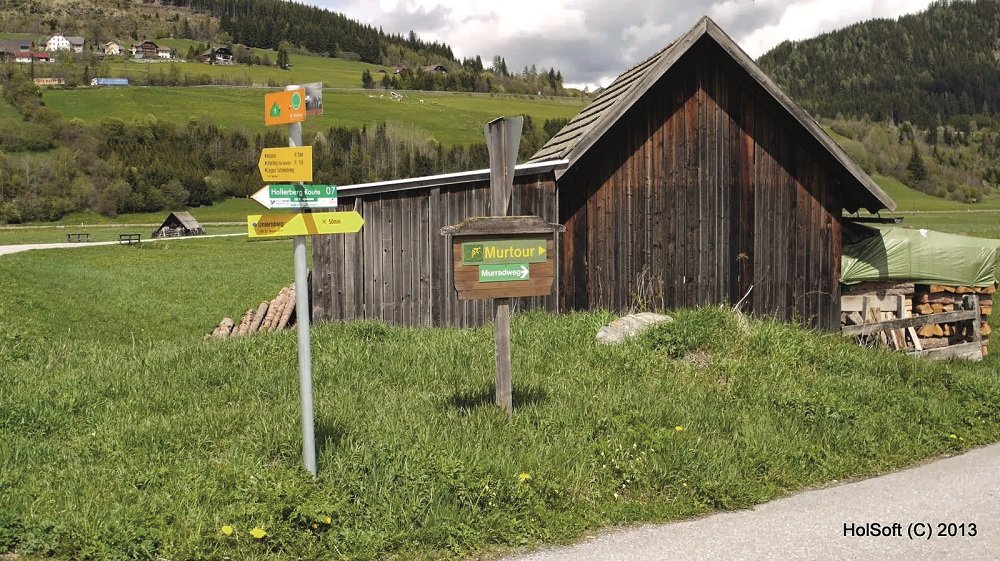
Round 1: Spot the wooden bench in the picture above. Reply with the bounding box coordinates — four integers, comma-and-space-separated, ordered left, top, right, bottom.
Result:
66, 233, 90, 242
119, 233, 141, 245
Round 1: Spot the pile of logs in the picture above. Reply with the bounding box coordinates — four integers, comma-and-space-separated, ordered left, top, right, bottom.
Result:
206, 283, 297, 340
841, 282, 994, 360
912, 284, 993, 355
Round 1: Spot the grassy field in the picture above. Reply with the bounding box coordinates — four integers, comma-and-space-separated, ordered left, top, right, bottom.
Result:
872, 174, 1000, 211
42, 88, 585, 146
894, 211, 1000, 239
1, 235, 998, 559
97, 51, 391, 90
0, 199, 258, 245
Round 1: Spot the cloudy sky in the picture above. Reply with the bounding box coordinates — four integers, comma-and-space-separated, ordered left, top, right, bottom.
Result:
307, 0, 935, 89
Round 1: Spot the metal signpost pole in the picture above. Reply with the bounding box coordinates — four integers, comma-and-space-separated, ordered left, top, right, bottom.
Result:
287, 84, 316, 477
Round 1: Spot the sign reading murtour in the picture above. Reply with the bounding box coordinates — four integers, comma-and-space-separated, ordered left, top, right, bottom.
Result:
461, 239, 547, 265
441, 216, 564, 301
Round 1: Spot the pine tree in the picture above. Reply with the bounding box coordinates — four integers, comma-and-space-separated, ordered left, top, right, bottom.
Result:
906, 143, 928, 184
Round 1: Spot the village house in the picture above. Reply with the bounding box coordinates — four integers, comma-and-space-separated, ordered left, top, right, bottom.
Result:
198, 46, 233, 65
0, 39, 33, 63
132, 40, 159, 59
102, 41, 123, 56
45, 34, 85, 53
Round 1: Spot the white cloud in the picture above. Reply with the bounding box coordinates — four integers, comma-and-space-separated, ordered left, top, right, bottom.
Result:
310, 0, 935, 89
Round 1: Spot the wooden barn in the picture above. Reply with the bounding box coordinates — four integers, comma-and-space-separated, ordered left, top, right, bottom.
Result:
153, 212, 205, 238
311, 17, 895, 331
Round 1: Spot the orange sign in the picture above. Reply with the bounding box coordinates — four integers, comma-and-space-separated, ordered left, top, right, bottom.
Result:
264, 88, 306, 126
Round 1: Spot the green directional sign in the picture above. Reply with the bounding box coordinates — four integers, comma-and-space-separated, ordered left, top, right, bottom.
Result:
270, 102, 281, 118
251, 184, 338, 209
479, 264, 530, 282
461, 239, 547, 265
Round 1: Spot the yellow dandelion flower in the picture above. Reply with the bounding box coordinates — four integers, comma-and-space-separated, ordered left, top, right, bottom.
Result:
518, 472, 532, 482
949, 434, 958, 439
249, 527, 267, 539
220, 525, 235, 536
675, 425, 685, 432
323, 515, 332, 524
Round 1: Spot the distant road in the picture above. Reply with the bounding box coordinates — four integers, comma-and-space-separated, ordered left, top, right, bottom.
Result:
0, 233, 247, 256
504, 443, 1000, 561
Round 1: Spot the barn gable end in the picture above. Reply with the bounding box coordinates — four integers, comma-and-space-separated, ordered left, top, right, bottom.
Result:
543, 17, 895, 330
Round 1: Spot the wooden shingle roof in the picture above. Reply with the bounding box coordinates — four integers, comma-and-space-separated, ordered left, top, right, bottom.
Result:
171, 211, 201, 229
529, 16, 895, 213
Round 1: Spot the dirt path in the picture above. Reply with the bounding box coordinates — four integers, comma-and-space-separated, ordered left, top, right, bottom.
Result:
0, 233, 247, 256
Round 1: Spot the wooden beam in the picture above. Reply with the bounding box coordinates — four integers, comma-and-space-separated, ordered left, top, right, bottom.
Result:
842, 309, 979, 336
909, 341, 984, 361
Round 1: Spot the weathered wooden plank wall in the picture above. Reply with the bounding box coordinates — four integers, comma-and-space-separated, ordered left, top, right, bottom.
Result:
312, 175, 558, 328
558, 40, 843, 329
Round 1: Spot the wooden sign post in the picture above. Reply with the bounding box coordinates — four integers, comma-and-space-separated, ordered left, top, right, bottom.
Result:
440, 216, 564, 414
441, 116, 563, 415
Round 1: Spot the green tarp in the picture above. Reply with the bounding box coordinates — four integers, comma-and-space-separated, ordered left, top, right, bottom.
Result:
841, 226, 1000, 287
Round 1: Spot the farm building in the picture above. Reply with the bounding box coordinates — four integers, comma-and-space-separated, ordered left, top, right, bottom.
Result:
153, 212, 204, 238
310, 16, 896, 331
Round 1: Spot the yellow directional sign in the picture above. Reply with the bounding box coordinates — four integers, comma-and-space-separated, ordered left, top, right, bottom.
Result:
247, 211, 365, 238
258, 146, 313, 183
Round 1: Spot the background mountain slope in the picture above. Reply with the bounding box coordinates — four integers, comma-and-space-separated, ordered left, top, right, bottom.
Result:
758, 0, 1000, 129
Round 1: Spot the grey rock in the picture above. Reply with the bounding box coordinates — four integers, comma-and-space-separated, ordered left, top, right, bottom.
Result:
596, 312, 673, 344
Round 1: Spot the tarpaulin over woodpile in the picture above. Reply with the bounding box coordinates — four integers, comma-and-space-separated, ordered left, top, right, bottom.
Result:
841, 226, 1000, 287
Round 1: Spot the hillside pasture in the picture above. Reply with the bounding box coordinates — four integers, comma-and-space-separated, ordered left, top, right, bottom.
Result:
41, 88, 585, 145
97, 50, 390, 90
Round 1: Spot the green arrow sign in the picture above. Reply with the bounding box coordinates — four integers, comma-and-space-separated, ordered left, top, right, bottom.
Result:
270, 102, 281, 117
461, 239, 547, 265
251, 184, 338, 209
479, 264, 530, 282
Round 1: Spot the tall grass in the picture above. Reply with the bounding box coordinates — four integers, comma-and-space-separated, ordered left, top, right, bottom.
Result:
2, 238, 999, 559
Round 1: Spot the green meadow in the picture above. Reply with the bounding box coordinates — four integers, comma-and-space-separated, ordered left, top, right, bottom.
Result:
42, 87, 585, 145
98, 50, 391, 90
1, 235, 998, 560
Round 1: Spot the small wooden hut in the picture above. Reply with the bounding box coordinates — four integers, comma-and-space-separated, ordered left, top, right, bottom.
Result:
153, 211, 205, 238
310, 16, 896, 330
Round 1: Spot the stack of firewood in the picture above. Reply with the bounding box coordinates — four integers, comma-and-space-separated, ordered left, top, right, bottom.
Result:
840, 282, 994, 360
206, 283, 297, 340
911, 284, 993, 355
841, 283, 918, 351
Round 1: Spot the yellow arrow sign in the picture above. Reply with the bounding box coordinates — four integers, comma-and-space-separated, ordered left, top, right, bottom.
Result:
247, 211, 364, 238
258, 146, 313, 183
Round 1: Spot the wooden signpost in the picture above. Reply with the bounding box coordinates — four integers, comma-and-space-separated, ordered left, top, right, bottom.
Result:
440, 116, 564, 415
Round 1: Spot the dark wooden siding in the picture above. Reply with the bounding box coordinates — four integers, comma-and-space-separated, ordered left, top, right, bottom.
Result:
559, 40, 844, 330
312, 175, 558, 328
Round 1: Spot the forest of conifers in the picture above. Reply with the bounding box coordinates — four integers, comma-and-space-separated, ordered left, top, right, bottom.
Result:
759, 0, 1000, 130
758, 0, 1000, 203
